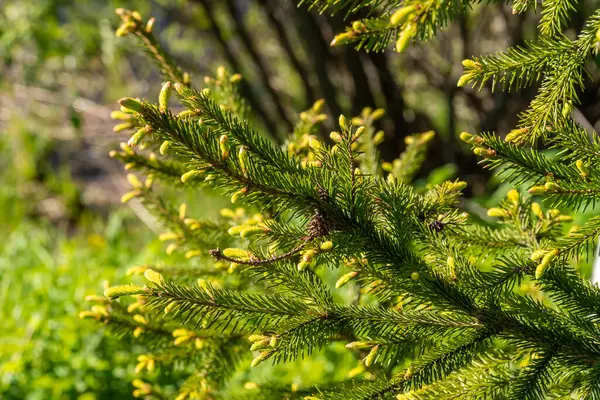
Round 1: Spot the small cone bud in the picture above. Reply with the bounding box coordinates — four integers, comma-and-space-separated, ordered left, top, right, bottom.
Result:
128, 127, 149, 147
121, 190, 140, 204
395, 24, 415, 53
531, 203, 544, 219
248, 334, 268, 343
339, 115, 348, 131
320, 241, 334, 251
104, 284, 145, 299
457, 73, 473, 88
528, 186, 546, 195
535, 249, 559, 279
487, 208, 509, 218
144, 269, 164, 285
251, 352, 270, 367
459, 132, 474, 143
223, 248, 252, 260
159, 82, 172, 112
113, 122, 133, 133
364, 345, 379, 366
390, 6, 415, 26
181, 170, 203, 183
219, 135, 230, 160
461, 59, 480, 69
118, 98, 144, 113
336, 271, 358, 288
331, 32, 352, 46
330, 131, 343, 143
576, 159, 589, 178
507, 189, 519, 204
145, 17, 155, 33
346, 341, 371, 349
238, 146, 249, 176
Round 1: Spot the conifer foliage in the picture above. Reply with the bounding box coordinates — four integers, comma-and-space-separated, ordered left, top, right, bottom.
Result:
82, 2, 600, 399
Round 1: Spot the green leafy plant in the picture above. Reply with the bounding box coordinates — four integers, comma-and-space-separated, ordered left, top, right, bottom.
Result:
83, 3, 600, 399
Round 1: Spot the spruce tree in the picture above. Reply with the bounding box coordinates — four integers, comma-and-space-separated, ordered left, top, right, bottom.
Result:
82, 2, 600, 399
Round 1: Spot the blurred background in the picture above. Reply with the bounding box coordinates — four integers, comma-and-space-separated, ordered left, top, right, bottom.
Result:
2, 0, 600, 398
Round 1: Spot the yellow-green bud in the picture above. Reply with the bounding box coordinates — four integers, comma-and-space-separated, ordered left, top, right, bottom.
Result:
309, 138, 323, 151
185, 250, 202, 259
411, 271, 420, 280
339, 115, 348, 131
461, 59, 480, 69
346, 341, 371, 349
181, 169, 203, 183
228, 225, 245, 236
535, 249, 559, 279
373, 131, 385, 145
371, 108, 385, 121
223, 248, 251, 260
111, 111, 133, 120
251, 340, 270, 351
297, 261, 309, 271
128, 126, 150, 147
364, 345, 379, 366
530, 249, 548, 262
331, 32, 352, 46
354, 126, 366, 139
121, 190, 141, 204
113, 122, 133, 133
487, 208, 509, 218
507, 189, 519, 204
457, 72, 474, 88
390, 6, 415, 26
118, 98, 144, 113
473, 147, 488, 156
159, 82, 172, 112
239, 146, 249, 176
544, 182, 560, 191
395, 24, 415, 53
144, 269, 164, 285
531, 202, 544, 219
127, 173, 143, 189
240, 225, 265, 239
197, 279, 210, 294
251, 351, 270, 368
302, 249, 316, 263
336, 271, 359, 288
528, 186, 546, 195
320, 241, 334, 251
248, 334, 268, 343
451, 181, 468, 192
145, 17, 155, 33
447, 256, 455, 271
459, 132, 474, 143
231, 187, 247, 204
159, 232, 179, 241
174, 82, 185, 95
159, 140, 172, 155
576, 159, 589, 178
352, 21, 366, 31
219, 135, 230, 160
330, 131, 343, 143
505, 127, 529, 143
556, 215, 573, 222
104, 284, 145, 299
